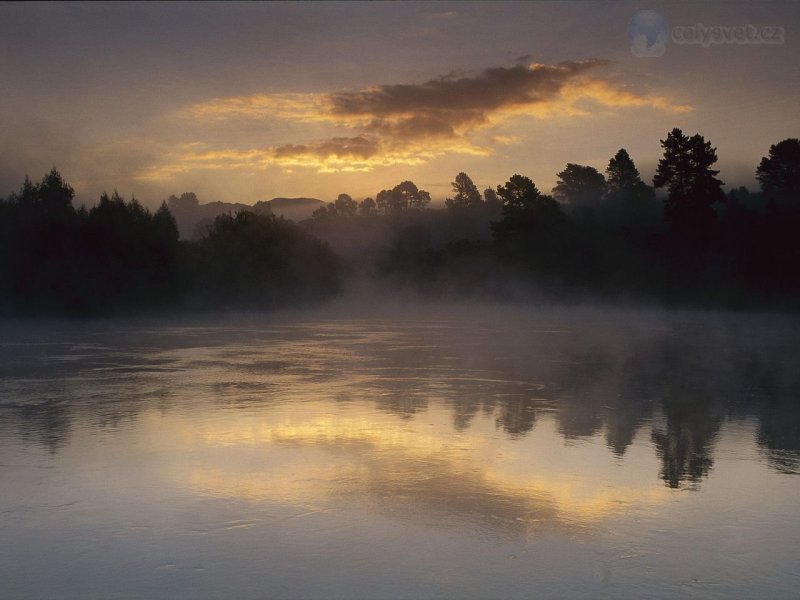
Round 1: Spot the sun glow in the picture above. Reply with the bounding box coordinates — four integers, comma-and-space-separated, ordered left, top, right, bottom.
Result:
149, 62, 692, 180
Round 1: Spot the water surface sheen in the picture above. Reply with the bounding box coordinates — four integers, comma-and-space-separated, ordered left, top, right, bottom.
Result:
1, 308, 799, 599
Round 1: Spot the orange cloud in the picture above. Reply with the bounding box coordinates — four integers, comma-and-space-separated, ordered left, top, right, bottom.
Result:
158, 60, 692, 177
271, 136, 488, 173
189, 60, 690, 134
274, 136, 379, 161
328, 60, 609, 136
186, 93, 334, 122
561, 79, 693, 113
136, 136, 490, 180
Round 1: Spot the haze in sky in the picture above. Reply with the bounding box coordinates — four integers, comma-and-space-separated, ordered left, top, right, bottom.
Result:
0, 1, 797, 208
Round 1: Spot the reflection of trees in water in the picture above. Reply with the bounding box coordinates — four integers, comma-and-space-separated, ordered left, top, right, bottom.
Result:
0, 328, 181, 454
494, 395, 538, 437
427, 320, 798, 489
632, 335, 725, 488
604, 392, 653, 457
739, 347, 800, 474
451, 394, 484, 431
435, 377, 536, 434
757, 399, 800, 474
373, 381, 430, 419
652, 411, 721, 489
552, 348, 618, 441
727, 327, 800, 475
368, 343, 437, 418
4, 317, 800, 488
365, 325, 730, 490
443, 340, 656, 453
1, 382, 173, 455
9, 400, 72, 454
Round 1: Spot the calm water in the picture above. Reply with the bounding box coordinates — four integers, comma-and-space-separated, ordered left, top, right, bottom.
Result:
1, 306, 799, 599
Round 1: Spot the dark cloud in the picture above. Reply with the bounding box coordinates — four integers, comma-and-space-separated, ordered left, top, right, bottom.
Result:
182, 57, 690, 175
365, 115, 458, 140
329, 60, 608, 139
274, 136, 380, 159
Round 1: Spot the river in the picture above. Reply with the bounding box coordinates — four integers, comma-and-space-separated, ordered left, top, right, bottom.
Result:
1, 305, 799, 598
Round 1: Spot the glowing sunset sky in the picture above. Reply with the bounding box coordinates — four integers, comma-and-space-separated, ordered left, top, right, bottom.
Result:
1, 1, 797, 208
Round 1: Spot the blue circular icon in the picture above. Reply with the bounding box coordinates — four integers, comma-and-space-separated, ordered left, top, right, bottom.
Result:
628, 10, 669, 57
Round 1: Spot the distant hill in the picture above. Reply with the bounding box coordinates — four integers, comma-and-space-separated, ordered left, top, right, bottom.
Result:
166, 193, 325, 239
265, 197, 326, 223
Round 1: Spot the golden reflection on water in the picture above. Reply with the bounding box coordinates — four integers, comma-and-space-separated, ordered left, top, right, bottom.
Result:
3, 315, 800, 599
151, 399, 671, 533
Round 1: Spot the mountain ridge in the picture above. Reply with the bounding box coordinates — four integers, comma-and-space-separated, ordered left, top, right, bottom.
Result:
166, 193, 325, 239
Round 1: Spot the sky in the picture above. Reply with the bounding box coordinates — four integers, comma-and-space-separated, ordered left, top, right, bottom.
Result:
0, 1, 798, 208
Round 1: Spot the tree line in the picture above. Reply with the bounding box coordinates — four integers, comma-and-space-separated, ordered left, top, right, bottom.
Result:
1, 130, 798, 314
0, 171, 339, 314
309, 130, 800, 308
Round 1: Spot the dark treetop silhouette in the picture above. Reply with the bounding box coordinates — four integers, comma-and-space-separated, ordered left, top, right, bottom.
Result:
2, 130, 799, 315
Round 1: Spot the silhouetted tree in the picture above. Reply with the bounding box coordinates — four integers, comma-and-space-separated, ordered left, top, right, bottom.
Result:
442, 172, 495, 241
445, 172, 482, 211
0, 169, 183, 314
375, 190, 390, 214
358, 197, 377, 216
0, 169, 80, 311
312, 205, 331, 219
756, 138, 800, 212
376, 181, 431, 214
491, 174, 566, 262
744, 138, 800, 295
482, 186, 503, 222
26, 167, 75, 217
334, 193, 358, 217
495, 174, 545, 212
83, 190, 180, 307
154, 201, 180, 241
483, 187, 500, 207
604, 149, 660, 230
552, 163, 606, 213
727, 186, 753, 208
653, 128, 725, 235
606, 149, 639, 192
8, 128, 800, 314
187, 211, 340, 307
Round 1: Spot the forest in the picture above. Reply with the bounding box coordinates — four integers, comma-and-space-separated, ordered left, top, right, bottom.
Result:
1, 129, 798, 315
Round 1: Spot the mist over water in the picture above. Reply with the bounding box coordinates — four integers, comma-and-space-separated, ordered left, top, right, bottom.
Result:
1, 304, 799, 599
2, 0, 799, 595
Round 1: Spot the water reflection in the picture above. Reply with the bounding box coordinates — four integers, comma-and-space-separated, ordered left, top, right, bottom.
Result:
13, 398, 72, 453
183, 408, 671, 533
1, 309, 799, 494
3, 309, 800, 599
